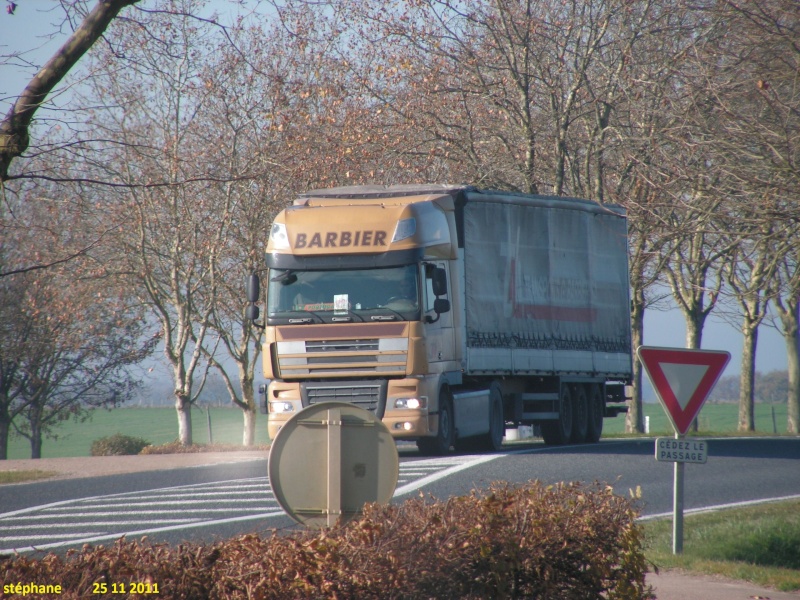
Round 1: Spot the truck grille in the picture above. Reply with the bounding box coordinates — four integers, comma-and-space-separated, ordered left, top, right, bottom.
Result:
306, 339, 379, 352
302, 381, 387, 416
276, 338, 407, 377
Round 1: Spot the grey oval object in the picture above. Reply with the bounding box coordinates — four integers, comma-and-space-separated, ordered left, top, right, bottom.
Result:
268, 401, 399, 528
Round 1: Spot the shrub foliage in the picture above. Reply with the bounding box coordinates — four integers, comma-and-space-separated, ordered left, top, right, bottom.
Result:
89, 433, 151, 456
139, 441, 269, 454
0, 481, 654, 599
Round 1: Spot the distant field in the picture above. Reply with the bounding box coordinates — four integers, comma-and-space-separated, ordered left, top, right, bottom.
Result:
602, 401, 790, 437
5, 407, 271, 460
2, 402, 791, 459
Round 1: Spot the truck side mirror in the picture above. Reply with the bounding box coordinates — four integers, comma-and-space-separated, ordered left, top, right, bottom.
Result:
246, 273, 261, 303
246, 273, 264, 329
434, 298, 450, 314
246, 303, 260, 322
431, 267, 448, 297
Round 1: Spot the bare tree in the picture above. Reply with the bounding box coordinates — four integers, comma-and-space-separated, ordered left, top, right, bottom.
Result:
691, 0, 800, 431
0, 188, 155, 458
0, 271, 37, 458
773, 241, 800, 434
597, 0, 705, 431
190, 21, 308, 444
308, 0, 662, 196
67, 0, 238, 445
723, 225, 781, 431
624, 193, 672, 433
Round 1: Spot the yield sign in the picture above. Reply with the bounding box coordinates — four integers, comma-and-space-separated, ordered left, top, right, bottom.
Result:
637, 346, 731, 435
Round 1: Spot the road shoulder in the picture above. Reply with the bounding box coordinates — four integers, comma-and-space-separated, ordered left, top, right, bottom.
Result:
0, 451, 267, 481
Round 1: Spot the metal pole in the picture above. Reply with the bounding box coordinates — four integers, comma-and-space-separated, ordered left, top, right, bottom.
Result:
327, 407, 342, 528
673, 433, 684, 554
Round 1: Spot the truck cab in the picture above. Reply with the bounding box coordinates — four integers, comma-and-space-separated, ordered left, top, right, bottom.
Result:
256, 186, 465, 454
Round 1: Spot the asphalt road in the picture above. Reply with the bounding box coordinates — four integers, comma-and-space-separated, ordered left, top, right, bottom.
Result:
1, 437, 799, 556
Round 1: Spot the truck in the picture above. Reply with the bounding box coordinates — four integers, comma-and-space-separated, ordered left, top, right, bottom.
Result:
246, 185, 632, 454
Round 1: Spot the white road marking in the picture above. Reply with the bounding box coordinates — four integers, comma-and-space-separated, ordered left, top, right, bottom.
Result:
638, 493, 800, 521
393, 454, 501, 497
0, 457, 484, 554
7, 508, 268, 518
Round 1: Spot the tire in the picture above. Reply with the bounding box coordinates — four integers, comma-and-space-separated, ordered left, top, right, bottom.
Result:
571, 384, 589, 443
586, 384, 604, 443
417, 387, 454, 455
541, 384, 573, 445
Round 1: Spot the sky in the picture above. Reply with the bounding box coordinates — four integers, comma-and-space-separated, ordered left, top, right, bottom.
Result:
1, 1, 790, 381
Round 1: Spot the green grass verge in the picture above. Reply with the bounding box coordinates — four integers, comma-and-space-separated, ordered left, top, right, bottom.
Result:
643, 500, 800, 592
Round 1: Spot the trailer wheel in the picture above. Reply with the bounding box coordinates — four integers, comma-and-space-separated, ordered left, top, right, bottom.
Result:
542, 384, 573, 445
417, 387, 454, 455
586, 384, 604, 443
571, 384, 589, 443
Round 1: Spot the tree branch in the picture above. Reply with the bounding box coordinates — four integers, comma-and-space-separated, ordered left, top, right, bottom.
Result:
0, 0, 140, 183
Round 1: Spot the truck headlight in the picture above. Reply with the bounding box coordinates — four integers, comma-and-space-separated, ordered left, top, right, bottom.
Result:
394, 397, 427, 409
268, 401, 295, 414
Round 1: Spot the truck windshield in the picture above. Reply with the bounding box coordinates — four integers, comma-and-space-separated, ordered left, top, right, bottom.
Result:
267, 264, 420, 324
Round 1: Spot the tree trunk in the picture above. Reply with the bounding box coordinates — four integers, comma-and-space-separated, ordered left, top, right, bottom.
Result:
0, 415, 9, 460
685, 317, 704, 432
685, 319, 703, 349
626, 293, 645, 433
242, 408, 256, 447
738, 324, 758, 432
30, 421, 42, 459
175, 394, 193, 446
786, 302, 800, 434
238, 369, 257, 446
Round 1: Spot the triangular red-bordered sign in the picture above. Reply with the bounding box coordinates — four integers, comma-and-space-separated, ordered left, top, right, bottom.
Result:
637, 346, 731, 435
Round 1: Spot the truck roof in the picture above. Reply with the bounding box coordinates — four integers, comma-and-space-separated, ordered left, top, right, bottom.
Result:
298, 185, 625, 218
299, 184, 472, 199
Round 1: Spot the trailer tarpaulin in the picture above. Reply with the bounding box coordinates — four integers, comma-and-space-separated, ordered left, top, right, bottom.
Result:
462, 193, 631, 377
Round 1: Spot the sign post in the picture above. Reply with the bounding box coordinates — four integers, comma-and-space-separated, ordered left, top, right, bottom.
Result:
637, 346, 730, 554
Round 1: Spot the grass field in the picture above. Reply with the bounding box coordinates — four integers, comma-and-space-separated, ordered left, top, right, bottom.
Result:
643, 499, 800, 592
4, 406, 271, 459
604, 402, 790, 437
1, 401, 791, 459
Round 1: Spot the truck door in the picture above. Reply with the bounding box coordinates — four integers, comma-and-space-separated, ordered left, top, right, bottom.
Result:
424, 261, 456, 368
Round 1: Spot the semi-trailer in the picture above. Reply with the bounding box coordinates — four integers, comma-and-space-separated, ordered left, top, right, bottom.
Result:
246, 185, 632, 454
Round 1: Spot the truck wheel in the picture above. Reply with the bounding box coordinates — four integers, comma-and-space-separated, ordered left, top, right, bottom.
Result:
586, 384, 604, 443
417, 387, 454, 455
571, 384, 589, 443
541, 384, 573, 445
